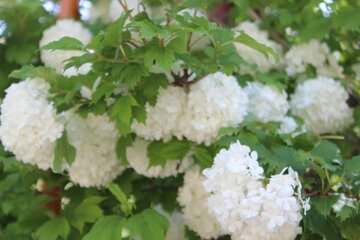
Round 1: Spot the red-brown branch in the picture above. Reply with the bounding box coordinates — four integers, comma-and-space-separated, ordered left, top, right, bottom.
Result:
58, 0, 80, 20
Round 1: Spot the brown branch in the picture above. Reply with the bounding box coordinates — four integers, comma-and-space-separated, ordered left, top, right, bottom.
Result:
58, 0, 80, 20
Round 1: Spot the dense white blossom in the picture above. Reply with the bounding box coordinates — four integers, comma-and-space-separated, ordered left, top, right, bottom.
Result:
203, 141, 308, 240
126, 139, 193, 178
155, 205, 187, 240
233, 21, 282, 73
290, 76, 353, 134
278, 116, 298, 134
179, 72, 248, 145
244, 82, 289, 122
177, 167, 224, 239
66, 113, 125, 187
284, 39, 343, 78
132, 86, 187, 141
39, 19, 92, 73
0, 78, 64, 170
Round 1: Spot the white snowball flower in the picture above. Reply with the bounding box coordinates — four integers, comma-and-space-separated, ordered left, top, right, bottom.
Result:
39, 19, 92, 73
89, 0, 111, 23
180, 72, 248, 145
132, 86, 187, 142
66, 113, 125, 187
278, 116, 298, 134
178, 166, 224, 239
285, 39, 343, 78
290, 76, 353, 134
244, 82, 289, 122
203, 141, 308, 240
126, 138, 193, 178
155, 205, 187, 240
233, 21, 283, 73
0, 78, 64, 170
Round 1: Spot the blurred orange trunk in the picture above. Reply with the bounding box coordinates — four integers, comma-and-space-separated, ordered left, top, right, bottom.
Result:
59, 0, 80, 20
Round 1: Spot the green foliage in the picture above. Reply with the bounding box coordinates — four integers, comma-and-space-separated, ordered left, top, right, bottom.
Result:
35, 217, 70, 240
53, 131, 76, 173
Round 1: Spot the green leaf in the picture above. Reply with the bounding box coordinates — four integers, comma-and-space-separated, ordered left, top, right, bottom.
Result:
70, 197, 104, 232
304, 210, 342, 240
41, 36, 85, 51
140, 73, 168, 106
35, 217, 70, 240
83, 216, 124, 240
193, 146, 213, 169
312, 195, 339, 217
343, 156, 360, 175
53, 131, 76, 173
124, 209, 169, 240
109, 95, 138, 135
108, 183, 135, 216
147, 139, 192, 167
9, 65, 35, 80
131, 20, 160, 39
234, 32, 279, 62
103, 12, 131, 47
116, 135, 133, 164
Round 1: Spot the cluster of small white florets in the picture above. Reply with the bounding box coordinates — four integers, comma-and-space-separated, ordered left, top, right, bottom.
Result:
66, 113, 126, 187
233, 21, 283, 73
180, 72, 248, 145
244, 82, 289, 122
155, 205, 187, 240
290, 76, 353, 134
133, 72, 248, 145
39, 19, 92, 73
132, 86, 187, 142
202, 141, 309, 240
278, 116, 300, 135
0, 78, 65, 170
126, 138, 193, 178
177, 166, 224, 239
284, 39, 343, 78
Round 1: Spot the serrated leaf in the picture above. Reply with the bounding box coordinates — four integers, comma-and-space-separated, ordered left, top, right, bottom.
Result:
193, 146, 213, 169
234, 32, 279, 62
108, 183, 134, 215
35, 217, 70, 240
343, 156, 360, 175
83, 216, 124, 240
304, 210, 342, 240
9, 65, 35, 79
116, 135, 133, 164
109, 95, 138, 135
140, 73, 168, 106
70, 197, 104, 232
104, 12, 130, 47
312, 195, 339, 217
53, 131, 76, 173
41, 36, 85, 51
147, 140, 192, 167
124, 209, 169, 240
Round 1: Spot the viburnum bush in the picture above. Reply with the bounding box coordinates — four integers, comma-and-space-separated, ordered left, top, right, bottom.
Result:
0, 0, 360, 239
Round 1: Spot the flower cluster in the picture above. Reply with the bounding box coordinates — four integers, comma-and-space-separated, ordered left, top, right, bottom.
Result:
66, 113, 126, 187
132, 86, 187, 142
290, 76, 353, 134
39, 19, 92, 73
177, 166, 224, 239
284, 39, 343, 78
244, 82, 289, 122
126, 138, 193, 178
0, 78, 65, 170
180, 72, 248, 145
234, 21, 282, 73
202, 141, 308, 240
133, 72, 248, 145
